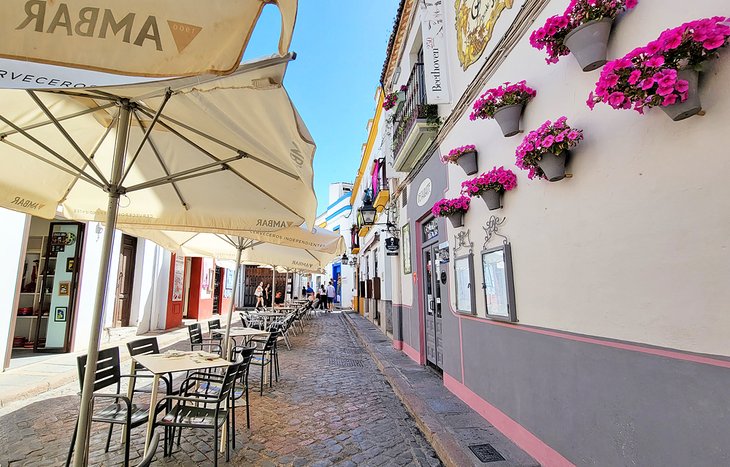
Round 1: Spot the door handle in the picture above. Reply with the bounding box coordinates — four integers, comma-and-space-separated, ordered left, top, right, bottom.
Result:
429, 300, 435, 310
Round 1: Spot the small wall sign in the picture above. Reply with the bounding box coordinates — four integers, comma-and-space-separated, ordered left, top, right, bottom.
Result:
416, 178, 432, 207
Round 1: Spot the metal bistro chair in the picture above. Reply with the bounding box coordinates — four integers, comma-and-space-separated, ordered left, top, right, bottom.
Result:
154, 361, 242, 467
66, 347, 162, 467
188, 322, 222, 355
125, 337, 177, 396
250, 328, 280, 395
182, 345, 256, 448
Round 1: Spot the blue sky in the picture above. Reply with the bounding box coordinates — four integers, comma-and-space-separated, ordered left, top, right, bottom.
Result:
242, 1, 399, 215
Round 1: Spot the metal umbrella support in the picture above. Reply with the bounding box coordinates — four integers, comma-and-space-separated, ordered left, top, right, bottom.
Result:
73, 100, 131, 466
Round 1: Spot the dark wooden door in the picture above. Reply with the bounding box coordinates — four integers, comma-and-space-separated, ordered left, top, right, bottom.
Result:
113, 235, 137, 327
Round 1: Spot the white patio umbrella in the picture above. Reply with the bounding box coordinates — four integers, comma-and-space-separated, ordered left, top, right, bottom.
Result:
0, 0, 298, 77
0, 53, 316, 465
121, 227, 344, 350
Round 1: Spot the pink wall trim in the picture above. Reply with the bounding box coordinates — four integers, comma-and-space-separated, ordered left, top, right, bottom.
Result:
444, 372, 574, 467
393, 339, 403, 350
402, 342, 421, 364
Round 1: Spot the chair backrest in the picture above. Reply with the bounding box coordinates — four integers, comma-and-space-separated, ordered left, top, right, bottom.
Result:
239, 312, 249, 328
235, 345, 257, 382
261, 330, 280, 352
208, 318, 221, 331
127, 337, 160, 357
126, 337, 160, 371
217, 362, 242, 403
188, 323, 203, 344
76, 347, 121, 393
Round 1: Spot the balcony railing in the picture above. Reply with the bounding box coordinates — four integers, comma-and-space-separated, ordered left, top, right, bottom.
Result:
392, 63, 437, 156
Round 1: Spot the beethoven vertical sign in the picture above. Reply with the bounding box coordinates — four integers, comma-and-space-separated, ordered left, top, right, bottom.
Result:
421, 0, 451, 104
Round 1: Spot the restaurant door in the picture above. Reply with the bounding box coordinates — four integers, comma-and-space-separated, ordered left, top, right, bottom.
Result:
33, 221, 85, 353
422, 225, 443, 369
113, 235, 137, 327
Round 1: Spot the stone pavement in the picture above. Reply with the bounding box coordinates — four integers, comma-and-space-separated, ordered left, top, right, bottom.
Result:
0, 323, 192, 409
0, 312, 443, 466
341, 311, 539, 467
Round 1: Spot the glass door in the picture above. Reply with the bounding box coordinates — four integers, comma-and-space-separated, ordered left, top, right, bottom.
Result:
423, 243, 443, 369
35, 222, 84, 352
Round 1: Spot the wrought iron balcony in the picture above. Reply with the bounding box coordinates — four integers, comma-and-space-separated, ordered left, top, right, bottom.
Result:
392, 63, 438, 172
372, 158, 389, 211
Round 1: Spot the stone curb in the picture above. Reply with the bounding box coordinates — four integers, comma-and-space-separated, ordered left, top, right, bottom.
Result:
341, 311, 479, 467
0, 326, 189, 408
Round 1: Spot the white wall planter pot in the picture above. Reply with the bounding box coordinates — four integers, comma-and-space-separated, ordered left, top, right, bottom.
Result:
447, 212, 464, 228
480, 190, 503, 210
661, 69, 702, 121
456, 151, 478, 175
537, 151, 568, 182
493, 104, 523, 137
564, 18, 613, 72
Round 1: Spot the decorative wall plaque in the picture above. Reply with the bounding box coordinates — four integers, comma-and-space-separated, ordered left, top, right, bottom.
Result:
455, 0, 514, 70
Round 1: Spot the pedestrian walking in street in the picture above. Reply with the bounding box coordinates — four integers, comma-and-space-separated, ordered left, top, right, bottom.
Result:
326, 280, 336, 312
264, 283, 271, 306
254, 281, 264, 309
301, 284, 307, 298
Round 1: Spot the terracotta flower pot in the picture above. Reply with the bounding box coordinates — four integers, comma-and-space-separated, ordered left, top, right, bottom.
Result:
661, 69, 702, 121
456, 151, 478, 175
493, 104, 523, 137
537, 151, 567, 182
564, 18, 613, 72
447, 212, 464, 228
480, 190, 503, 210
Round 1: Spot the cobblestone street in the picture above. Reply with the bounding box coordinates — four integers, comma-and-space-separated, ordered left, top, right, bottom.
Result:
0, 313, 442, 466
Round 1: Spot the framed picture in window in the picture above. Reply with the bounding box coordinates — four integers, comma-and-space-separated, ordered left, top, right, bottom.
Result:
481, 243, 517, 322
453, 254, 476, 314
401, 224, 412, 274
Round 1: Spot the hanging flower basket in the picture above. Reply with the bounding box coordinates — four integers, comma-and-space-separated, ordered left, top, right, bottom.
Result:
530, 0, 638, 70
461, 166, 517, 211
448, 212, 464, 228
564, 18, 614, 71
587, 17, 730, 120
537, 151, 569, 182
481, 189, 503, 211
441, 145, 478, 175
661, 69, 701, 121
470, 81, 536, 137
515, 117, 583, 182
432, 196, 470, 228
382, 85, 408, 111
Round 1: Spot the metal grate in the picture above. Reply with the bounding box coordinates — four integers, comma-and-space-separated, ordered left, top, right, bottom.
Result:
468, 444, 505, 463
328, 357, 364, 367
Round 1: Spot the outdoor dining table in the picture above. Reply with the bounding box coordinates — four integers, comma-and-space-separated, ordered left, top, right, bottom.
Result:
129, 350, 233, 455
248, 311, 287, 329
211, 327, 270, 346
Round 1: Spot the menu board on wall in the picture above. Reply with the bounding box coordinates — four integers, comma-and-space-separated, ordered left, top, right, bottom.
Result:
172, 255, 185, 302
454, 255, 473, 313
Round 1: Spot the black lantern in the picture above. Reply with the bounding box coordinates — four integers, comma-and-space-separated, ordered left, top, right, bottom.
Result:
341, 253, 348, 263
359, 203, 377, 225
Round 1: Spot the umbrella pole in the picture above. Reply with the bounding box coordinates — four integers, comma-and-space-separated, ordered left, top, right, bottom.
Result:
222, 242, 243, 357
271, 266, 276, 308
73, 101, 131, 467
285, 270, 290, 301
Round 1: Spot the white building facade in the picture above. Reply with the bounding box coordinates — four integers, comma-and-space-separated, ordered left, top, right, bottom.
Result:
351, 0, 730, 465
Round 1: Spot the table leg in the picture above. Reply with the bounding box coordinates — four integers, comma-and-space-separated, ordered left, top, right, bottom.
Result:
143, 374, 160, 455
